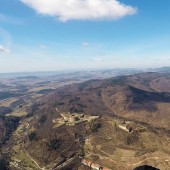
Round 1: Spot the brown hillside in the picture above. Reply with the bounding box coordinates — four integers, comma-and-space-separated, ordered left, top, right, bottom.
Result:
43, 72, 170, 129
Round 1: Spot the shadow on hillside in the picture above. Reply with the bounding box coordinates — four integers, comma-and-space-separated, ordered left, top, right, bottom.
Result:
129, 86, 170, 103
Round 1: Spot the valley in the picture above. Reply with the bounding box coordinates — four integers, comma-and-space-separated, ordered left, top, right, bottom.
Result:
0, 71, 170, 170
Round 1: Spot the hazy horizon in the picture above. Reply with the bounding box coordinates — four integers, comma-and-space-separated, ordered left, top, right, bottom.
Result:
0, 66, 168, 75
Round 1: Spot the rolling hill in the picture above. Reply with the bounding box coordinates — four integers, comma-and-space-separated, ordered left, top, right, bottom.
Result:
1, 72, 170, 170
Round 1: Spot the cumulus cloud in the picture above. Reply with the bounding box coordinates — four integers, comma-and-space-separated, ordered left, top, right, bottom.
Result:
20, 0, 137, 21
0, 44, 10, 53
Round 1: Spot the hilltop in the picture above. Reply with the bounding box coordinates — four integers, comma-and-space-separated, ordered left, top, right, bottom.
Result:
0, 72, 170, 170
44, 72, 170, 129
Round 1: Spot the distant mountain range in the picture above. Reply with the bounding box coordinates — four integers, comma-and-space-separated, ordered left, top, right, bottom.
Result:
0, 67, 170, 79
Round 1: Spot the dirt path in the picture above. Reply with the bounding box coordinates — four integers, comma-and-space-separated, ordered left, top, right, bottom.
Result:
23, 148, 45, 170
95, 145, 169, 167
23, 141, 77, 170
130, 157, 169, 166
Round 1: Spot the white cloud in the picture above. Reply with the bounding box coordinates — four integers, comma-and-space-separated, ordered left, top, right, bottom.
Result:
20, 0, 137, 21
92, 58, 103, 62
0, 44, 10, 53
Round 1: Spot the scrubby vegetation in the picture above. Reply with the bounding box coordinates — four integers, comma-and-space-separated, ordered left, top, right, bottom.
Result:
111, 76, 127, 85
57, 102, 65, 106
28, 131, 38, 141
70, 106, 84, 113
0, 116, 20, 146
9, 99, 25, 108
0, 157, 9, 170
48, 139, 61, 151
127, 131, 139, 145
39, 115, 47, 124
91, 122, 102, 132
37, 89, 54, 94
0, 92, 21, 100
0, 107, 12, 115
0, 72, 170, 169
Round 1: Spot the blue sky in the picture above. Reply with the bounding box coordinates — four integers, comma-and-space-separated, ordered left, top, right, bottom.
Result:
0, 0, 170, 73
